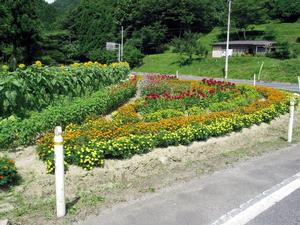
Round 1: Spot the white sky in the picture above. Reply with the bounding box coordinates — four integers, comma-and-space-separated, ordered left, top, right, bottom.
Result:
45, 0, 55, 3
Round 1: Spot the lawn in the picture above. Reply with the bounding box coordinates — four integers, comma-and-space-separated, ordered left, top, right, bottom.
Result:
134, 22, 300, 83
134, 53, 300, 83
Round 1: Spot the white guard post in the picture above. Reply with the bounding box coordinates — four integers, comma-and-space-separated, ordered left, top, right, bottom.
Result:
253, 74, 256, 86
288, 99, 295, 143
54, 126, 66, 218
258, 61, 264, 81
176, 70, 179, 79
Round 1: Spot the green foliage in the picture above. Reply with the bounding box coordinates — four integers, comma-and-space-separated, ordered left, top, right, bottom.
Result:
172, 32, 208, 65
0, 0, 43, 67
0, 157, 19, 189
263, 27, 277, 41
144, 109, 184, 122
131, 22, 167, 54
268, 42, 295, 59
63, 0, 117, 62
231, 0, 268, 39
39, 30, 76, 65
123, 44, 144, 68
270, 0, 300, 22
0, 79, 137, 148
186, 106, 206, 116
0, 62, 130, 117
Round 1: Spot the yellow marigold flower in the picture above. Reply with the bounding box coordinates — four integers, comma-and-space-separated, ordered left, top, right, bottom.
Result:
18, 63, 26, 69
71, 62, 81, 68
35, 60, 43, 67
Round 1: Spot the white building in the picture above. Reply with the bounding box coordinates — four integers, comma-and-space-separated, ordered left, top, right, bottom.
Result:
212, 40, 276, 58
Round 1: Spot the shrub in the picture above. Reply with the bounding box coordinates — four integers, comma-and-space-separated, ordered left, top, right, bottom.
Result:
268, 42, 295, 59
0, 157, 18, 188
123, 44, 144, 68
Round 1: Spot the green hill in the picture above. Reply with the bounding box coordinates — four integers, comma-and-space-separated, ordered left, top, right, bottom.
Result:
134, 22, 300, 83
200, 22, 300, 55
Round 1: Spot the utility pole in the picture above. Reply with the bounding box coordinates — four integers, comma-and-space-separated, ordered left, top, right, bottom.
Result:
224, 0, 232, 80
121, 26, 124, 61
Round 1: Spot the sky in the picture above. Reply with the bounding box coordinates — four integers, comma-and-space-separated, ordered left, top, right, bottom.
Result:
45, 0, 55, 3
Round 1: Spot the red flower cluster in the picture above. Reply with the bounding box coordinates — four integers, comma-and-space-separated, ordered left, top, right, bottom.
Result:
202, 78, 235, 87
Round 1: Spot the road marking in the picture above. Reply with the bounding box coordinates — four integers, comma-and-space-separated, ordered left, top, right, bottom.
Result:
211, 173, 300, 225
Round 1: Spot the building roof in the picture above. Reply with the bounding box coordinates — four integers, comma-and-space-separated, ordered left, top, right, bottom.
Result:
213, 40, 276, 46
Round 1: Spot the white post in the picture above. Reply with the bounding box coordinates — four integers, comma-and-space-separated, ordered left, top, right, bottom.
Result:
258, 61, 264, 81
298, 76, 300, 93
288, 99, 295, 143
121, 26, 124, 61
54, 126, 66, 218
118, 44, 121, 62
224, 0, 231, 80
176, 70, 179, 79
253, 74, 256, 86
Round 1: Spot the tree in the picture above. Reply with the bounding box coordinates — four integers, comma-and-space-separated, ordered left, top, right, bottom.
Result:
0, 0, 43, 68
172, 32, 207, 65
62, 0, 117, 61
271, 0, 300, 22
232, 0, 268, 40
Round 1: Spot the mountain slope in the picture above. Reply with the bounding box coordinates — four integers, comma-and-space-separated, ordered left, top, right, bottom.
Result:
52, 0, 80, 13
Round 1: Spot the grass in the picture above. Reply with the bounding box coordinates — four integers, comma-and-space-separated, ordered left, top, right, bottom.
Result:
134, 22, 300, 83
134, 53, 300, 83
197, 22, 300, 55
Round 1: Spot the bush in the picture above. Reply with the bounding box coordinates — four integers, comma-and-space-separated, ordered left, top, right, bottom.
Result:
268, 42, 295, 59
123, 44, 144, 68
0, 78, 137, 148
296, 37, 300, 43
0, 157, 18, 188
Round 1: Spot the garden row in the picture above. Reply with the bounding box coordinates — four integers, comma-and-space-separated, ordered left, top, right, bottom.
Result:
0, 78, 137, 149
37, 76, 293, 173
0, 61, 130, 117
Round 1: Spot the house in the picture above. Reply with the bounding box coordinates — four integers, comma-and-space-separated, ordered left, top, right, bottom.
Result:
212, 40, 276, 58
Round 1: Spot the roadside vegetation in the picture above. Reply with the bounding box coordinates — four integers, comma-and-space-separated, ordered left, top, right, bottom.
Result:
134, 54, 300, 83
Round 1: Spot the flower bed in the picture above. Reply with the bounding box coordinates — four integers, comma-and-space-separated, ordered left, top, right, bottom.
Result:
37, 76, 292, 173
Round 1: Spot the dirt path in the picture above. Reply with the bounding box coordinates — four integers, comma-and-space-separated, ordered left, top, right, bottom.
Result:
1, 105, 300, 225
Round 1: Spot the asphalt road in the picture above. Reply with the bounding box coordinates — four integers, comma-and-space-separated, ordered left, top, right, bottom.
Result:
76, 143, 300, 225
247, 189, 300, 225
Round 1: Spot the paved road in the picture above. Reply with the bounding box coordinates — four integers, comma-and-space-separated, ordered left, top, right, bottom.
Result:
247, 189, 300, 225
134, 72, 300, 93
76, 143, 300, 225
